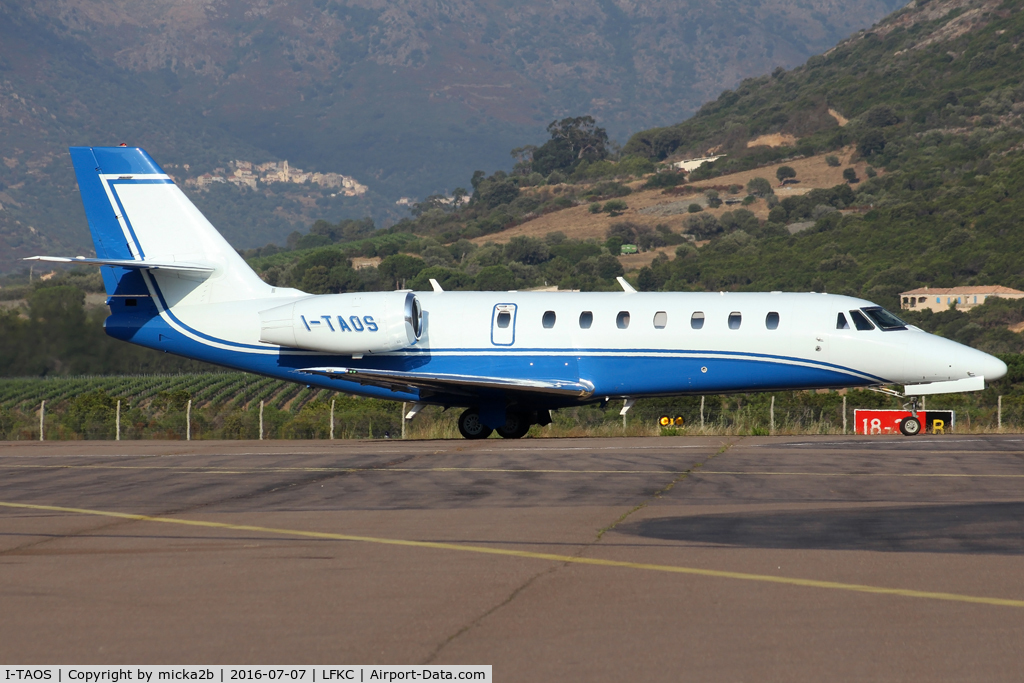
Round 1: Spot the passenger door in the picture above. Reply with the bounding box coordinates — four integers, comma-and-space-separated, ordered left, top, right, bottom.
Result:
491, 303, 517, 346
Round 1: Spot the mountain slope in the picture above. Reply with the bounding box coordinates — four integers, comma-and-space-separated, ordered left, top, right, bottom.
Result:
0, 0, 908, 271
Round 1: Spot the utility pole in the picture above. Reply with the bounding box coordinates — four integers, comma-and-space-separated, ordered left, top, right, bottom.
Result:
842, 395, 847, 434
401, 402, 407, 440
186, 399, 191, 441
700, 396, 705, 430
116, 400, 121, 441
770, 396, 775, 435
330, 399, 335, 439
998, 395, 1002, 432
259, 400, 265, 440
39, 400, 45, 442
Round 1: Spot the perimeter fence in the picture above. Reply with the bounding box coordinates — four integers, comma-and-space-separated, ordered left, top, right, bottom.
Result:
0, 374, 1020, 440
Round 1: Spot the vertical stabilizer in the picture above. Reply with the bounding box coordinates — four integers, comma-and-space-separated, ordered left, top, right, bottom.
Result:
70, 146, 269, 303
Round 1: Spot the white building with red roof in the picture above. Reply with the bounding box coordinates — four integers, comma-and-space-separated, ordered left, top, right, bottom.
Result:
900, 286, 1024, 312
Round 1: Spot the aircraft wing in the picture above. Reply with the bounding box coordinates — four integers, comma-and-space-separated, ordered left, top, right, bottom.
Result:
24, 256, 215, 273
298, 366, 595, 399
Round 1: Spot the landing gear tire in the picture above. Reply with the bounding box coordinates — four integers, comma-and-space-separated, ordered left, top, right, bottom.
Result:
458, 408, 493, 440
899, 416, 922, 436
496, 411, 531, 439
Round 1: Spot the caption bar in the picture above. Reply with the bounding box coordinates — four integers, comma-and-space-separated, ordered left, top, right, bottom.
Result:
2, 668, 491, 683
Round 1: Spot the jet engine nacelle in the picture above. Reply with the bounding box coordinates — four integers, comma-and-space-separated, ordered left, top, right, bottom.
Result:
259, 291, 422, 355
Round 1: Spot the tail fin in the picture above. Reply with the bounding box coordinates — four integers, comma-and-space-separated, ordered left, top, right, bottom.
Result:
68, 146, 268, 301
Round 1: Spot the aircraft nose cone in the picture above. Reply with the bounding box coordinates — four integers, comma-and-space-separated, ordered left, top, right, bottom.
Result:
975, 351, 1007, 381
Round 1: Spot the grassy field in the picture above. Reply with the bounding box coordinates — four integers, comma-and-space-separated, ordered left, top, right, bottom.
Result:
1, 374, 1019, 441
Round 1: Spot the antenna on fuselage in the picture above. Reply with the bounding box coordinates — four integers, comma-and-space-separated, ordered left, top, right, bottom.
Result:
616, 277, 636, 293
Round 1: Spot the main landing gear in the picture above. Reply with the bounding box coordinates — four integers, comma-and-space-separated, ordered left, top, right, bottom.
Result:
457, 407, 537, 440
457, 408, 492, 439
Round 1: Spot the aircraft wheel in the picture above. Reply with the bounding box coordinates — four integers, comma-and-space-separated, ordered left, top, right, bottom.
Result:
458, 408, 493, 440
899, 416, 922, 436
496, 411, 531, 439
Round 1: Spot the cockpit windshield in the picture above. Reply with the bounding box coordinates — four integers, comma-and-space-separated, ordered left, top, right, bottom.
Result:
861, 306, 908, 331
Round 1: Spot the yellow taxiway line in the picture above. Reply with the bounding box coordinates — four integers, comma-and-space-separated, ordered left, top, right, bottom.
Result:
1, 500, 1022, 609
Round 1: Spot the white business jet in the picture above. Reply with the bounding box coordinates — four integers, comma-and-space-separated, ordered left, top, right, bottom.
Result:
27, 147, 1007, 439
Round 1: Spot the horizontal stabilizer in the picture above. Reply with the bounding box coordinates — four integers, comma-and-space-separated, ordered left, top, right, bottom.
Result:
24, 256, 215, 273
299, 366, 595, 399
904, 376, 985, 395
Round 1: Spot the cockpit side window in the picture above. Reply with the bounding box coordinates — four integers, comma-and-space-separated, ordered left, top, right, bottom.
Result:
862, 306, 908, 331
849, 309, 875, 331
836, 312, 850, 330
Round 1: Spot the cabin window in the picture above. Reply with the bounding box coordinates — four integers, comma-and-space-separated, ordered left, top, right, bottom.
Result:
728, 312, 742, 330
124, 299, 137, 307
861, 306, 908, 331
579, 311, 593, 329
496, 312, 511, 328
653, 311, 668, 329
837, 312, 850, 330
765, 312, 779, 330
616, 311, 630, 329
542, 311, 556, 328
849, 309, 875, 331
691, 312, 705, 329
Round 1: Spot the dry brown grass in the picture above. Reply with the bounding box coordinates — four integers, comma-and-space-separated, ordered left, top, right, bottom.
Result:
747, 133, 798, 148
471, 148, 880, 256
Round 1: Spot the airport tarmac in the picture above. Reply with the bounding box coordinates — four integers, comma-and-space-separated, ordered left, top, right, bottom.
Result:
1, 434, 1023, 680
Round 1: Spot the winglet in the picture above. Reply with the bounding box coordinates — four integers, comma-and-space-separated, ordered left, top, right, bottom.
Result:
429, 278, 444, 292
616, 276, 636, 293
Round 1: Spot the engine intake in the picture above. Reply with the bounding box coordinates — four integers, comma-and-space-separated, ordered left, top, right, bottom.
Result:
259, 291, 422, 355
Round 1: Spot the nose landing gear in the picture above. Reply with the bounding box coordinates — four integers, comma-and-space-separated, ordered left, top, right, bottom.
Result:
900, 396, 922, 436
867, 387, 924, 437
899, 415, 922, 436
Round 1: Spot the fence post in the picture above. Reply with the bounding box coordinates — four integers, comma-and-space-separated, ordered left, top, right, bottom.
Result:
330, 399, 335, 440
259, 400, 264, 440
186, 399, 191, 441
700, 396, 705, 430
842, 395, 847, 435
770, 396, 775, 435
116, 400, 121, 441
998, 395, 1002, 432
39, 400, 45, 442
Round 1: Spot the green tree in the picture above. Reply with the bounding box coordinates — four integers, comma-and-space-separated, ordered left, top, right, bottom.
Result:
776, 166, 796, 183
504, 236, 551, 265
475, 265, 516, 291
378, 254, 425, 287
532, 116, 609, 175
746, 177, 773, 197
595, 254, 625, 280
858, 130, 886, 157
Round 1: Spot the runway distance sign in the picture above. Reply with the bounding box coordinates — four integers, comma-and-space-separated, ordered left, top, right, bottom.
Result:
853, 409, 955, 435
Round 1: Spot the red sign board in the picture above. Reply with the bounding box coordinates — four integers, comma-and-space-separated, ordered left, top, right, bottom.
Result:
853, 409, 955, 435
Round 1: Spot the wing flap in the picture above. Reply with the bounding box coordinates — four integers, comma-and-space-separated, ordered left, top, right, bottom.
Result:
299, 366, 595, 399
24, 256, 215, 273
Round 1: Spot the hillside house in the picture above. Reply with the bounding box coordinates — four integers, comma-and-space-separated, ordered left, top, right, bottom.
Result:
672, 155, 726, 173
900, 286, 1024, 312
